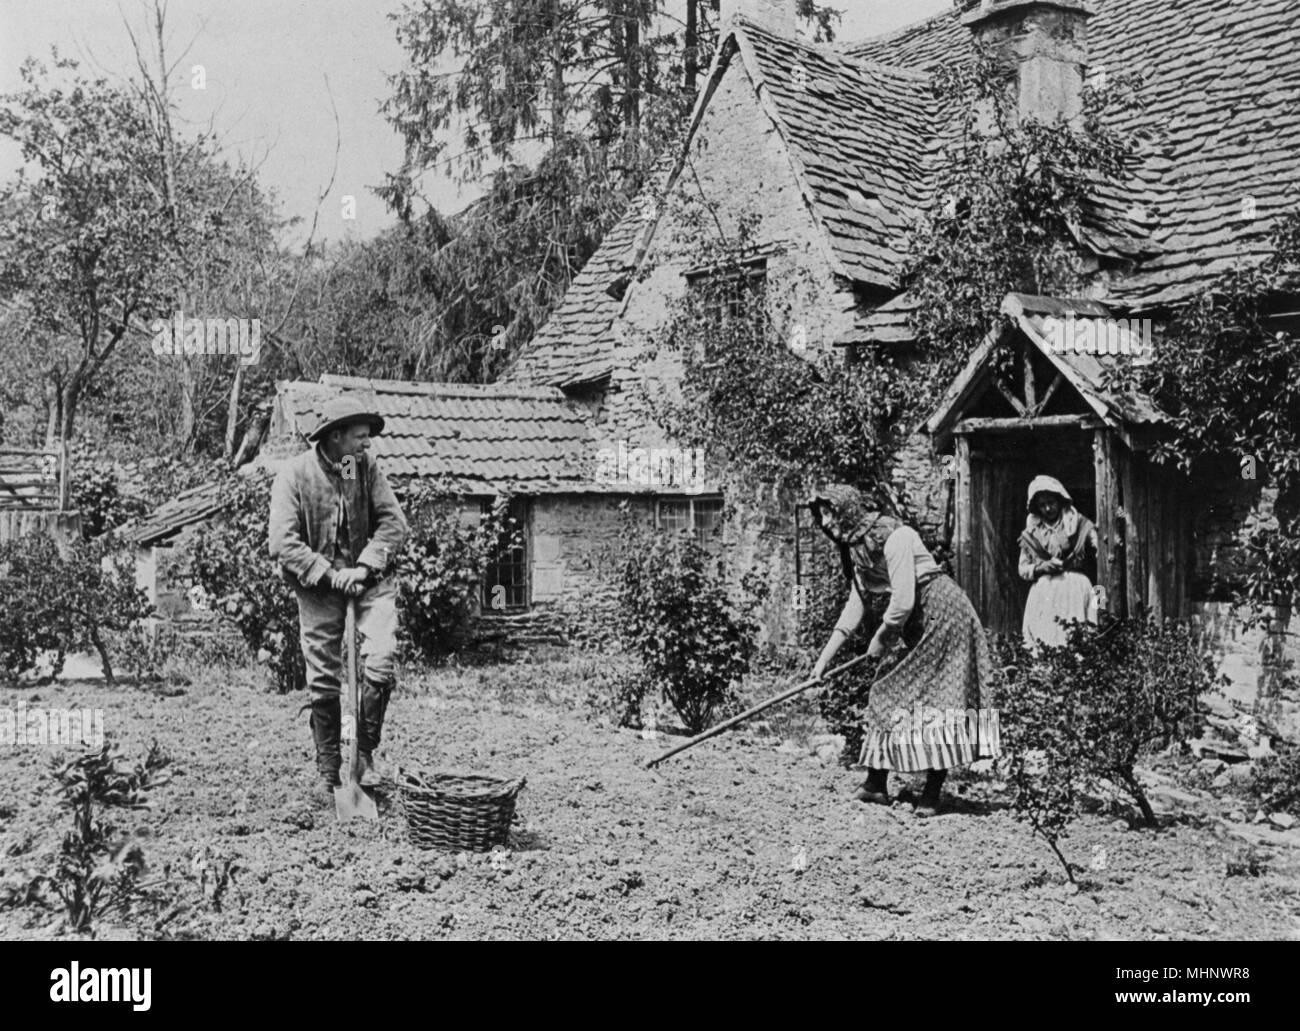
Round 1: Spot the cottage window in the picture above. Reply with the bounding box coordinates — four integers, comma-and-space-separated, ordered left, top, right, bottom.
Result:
481, 497, 529, 613
686, 260, 767, 346
655, 495, 723, 548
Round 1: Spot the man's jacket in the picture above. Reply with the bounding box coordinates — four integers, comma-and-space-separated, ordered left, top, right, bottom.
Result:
268, 446, 409, 589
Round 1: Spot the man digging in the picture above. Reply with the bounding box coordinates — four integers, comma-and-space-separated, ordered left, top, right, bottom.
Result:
269, 395, 409, 803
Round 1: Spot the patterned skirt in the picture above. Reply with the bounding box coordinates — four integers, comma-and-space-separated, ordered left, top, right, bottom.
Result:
858, 574, 1002, 772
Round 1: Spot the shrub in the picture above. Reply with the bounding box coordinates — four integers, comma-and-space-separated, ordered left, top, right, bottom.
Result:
0, 535, 66, 679
992, 633, 1090, 883
190, 473, 304, 693
393, 477, 520, 661
994, 616, 1218, 880
616, 528, 758, 734
0, 533, 153, 684
65, 440, 148, 539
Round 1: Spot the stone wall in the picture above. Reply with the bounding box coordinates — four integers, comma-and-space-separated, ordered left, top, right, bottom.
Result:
518, 493, 654, 644
607, 53, 860, 458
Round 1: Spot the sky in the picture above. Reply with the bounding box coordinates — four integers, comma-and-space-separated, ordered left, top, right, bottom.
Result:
0, 0, 953, 248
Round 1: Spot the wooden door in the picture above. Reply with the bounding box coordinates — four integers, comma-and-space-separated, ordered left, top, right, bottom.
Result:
1118, 449, 1189, 620
954, 435, 1026, 636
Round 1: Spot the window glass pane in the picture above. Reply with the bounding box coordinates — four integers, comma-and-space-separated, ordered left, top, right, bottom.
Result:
481, 498, 528, 611
693, 498, 723, 546
658, 499, 690, 534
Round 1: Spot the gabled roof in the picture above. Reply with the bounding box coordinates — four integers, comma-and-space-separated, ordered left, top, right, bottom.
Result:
512, 0, 1300, 381
926, 292, 1168, 451
271, 374, 596, 492
733, 21, 942, 287
508, 16, 946, 388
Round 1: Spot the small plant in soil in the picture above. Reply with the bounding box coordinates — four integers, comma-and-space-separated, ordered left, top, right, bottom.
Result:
38, 737, 175, 933
1225, 846, 1268, 878
1248, 743, 1300, 818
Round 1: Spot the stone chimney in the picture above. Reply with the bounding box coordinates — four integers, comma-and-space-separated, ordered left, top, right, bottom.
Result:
962, 0, 1094, 125
719, 0, 796, 37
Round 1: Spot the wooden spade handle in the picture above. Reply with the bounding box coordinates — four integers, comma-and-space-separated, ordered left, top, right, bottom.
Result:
342, 598, 360, 784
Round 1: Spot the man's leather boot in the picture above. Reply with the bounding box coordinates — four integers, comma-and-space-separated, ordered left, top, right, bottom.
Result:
309, 696, 342, 797
357, 677, 392, 788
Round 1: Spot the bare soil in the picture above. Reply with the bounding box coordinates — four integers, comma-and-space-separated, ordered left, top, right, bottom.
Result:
2, 651, 1298, 940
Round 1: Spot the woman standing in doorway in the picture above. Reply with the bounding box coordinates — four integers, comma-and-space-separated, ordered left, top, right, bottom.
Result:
809, 485, 1001, 813
1018, 474, 1102, 649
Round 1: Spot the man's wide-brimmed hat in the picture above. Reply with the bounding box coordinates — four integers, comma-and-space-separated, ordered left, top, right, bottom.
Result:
1026, 474, 1072, 510
307, 394, 385, 442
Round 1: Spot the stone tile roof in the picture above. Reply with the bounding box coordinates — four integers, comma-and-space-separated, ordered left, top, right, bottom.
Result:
508, 18, 946, 387
271, 375, 597, 492
1001, 293, 1167, 427
512, 0, 1300, 376
504, 212, 644, 390
734, 21, 942, 288
848, 0, 1300, 311
838, 291, 920, 347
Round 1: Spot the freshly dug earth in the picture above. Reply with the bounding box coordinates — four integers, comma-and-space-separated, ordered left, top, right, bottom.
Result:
2, 652, 1298, 940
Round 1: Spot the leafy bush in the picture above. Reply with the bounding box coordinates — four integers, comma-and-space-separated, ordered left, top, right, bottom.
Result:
994, 617, 1218, 881
649, 205, 916, 494
190, 473, 304, 692
1250, 745, 1300, 817
41, 738, 174, 933
66, 439, 149, 539
616, 528, 758, 734
393, 477, 520, 661
0, 533, 153, 684
0, 535, 65, 679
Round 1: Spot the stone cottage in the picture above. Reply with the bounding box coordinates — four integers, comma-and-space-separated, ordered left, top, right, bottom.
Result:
126, 372, 724, 646
502, 0, 1300, 727
124, 0, 1300, 732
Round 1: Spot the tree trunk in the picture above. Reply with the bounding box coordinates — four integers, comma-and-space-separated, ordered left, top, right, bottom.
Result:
178, 354, 197, 454
44, 377, 62, 449
686, 0, 699, 92
89, 624, 115, 686
230, 408, 268, 470
1118, 766, 1157, 827
59, 375, 83, 445
550, 2, 566, 145
624, 6, 641, 128
223, 360, 244, 462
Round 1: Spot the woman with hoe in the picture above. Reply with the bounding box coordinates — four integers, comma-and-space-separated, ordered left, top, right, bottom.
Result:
809, 485, 1001, 813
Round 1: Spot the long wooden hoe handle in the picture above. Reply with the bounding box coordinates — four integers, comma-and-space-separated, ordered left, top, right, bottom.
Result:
644, 652, 876, 769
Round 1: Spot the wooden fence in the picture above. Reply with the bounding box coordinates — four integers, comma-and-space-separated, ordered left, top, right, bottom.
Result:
0, 443, 66, 512
0, 509, 82, 547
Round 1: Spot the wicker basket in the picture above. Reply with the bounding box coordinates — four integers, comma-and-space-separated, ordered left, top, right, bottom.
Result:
400, 770, 526, 852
